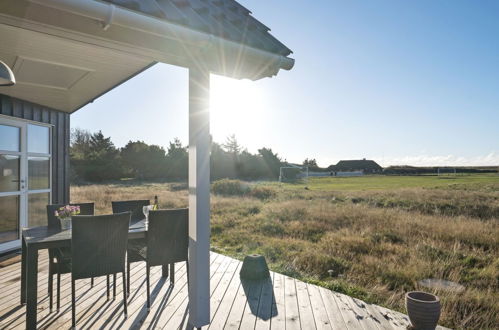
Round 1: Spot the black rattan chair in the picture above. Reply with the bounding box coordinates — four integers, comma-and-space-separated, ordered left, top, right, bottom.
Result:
127, 208, 189, 309
111, 200, 150, 224
46, 202, 94, 312
71, 212, 131, 328
111, 199, 150, 297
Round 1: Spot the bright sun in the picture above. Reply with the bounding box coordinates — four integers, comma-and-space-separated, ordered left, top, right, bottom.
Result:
210, 75, 265, 143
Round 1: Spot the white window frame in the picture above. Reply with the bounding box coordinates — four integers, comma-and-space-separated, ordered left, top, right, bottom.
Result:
0, 115, 53, 252
26, 122, 52, 228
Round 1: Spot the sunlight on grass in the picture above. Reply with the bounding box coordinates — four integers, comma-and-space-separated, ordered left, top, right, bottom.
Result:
267, 173, 499, 191
71, 174, 499, 329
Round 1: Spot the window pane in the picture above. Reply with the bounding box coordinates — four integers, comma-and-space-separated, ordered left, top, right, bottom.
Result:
0, 125, 20, 152
0, 195, 19, 243
28, 124, 49, 154
0, 155, 20, 192
28, 157, 50, 190
28, 192, 50, 227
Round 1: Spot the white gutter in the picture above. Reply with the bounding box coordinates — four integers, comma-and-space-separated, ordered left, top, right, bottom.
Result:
28, 0, 294, 76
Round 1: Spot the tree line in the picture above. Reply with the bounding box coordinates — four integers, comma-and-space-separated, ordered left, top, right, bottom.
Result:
70, 129, 286, 183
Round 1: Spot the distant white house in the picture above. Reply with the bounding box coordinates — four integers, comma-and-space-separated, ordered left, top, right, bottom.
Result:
308, 171, 331, 177
335, 170, 364, 177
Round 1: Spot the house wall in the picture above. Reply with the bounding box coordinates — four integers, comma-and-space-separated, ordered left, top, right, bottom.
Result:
0, 94, 70, 204
334, 171, 364, 177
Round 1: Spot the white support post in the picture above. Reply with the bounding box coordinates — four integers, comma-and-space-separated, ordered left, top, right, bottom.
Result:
188, 67, 211, 328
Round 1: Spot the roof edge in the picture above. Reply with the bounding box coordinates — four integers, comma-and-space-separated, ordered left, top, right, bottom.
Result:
28, 0, 294, 79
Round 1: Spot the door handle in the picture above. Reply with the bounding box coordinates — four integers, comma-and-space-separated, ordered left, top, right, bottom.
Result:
11, 179, 25, 183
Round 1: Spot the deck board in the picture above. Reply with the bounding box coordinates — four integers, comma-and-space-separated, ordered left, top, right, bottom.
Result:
269, 272, 285, 329
223, 273, 249, 329
208, 262, 242, 329
0, 251, 449, 329
238, 278, 262, 329
318, 286, 348, 330
284, 274, 301, 330
307, 284, 332, 330
346, 297, 382, 330
254, 273, 274, 330
363, 302, 395, 330
296, 280, 316, 330
325, 290, 364, 329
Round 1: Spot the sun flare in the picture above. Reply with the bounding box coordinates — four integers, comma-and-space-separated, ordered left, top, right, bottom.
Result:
210, 75, 265, 142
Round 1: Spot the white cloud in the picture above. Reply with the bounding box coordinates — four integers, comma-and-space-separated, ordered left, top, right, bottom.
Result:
377, 152, 499, 167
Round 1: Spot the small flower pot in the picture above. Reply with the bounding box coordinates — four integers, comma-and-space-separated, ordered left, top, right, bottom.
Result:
59, 217, 72, 230
405, 291, 441, 330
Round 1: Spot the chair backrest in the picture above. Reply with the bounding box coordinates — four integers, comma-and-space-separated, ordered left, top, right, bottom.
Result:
71, 212, 131, 279
111, 200, 150, 224
146, 208, 188, 267
47, 202, 95, 230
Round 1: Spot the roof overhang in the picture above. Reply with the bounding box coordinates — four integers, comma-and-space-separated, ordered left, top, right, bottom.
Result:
0, 22, 155, 112
0, 0, 294, 112
2, 0, 295, 77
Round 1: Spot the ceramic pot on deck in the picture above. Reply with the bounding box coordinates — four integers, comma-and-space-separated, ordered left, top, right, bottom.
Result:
405, 291, 440, 330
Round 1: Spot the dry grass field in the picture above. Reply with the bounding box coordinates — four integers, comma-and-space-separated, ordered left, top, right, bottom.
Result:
71, 174, 499, 329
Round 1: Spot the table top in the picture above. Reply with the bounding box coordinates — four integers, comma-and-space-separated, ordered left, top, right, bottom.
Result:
22, 220, 147, 249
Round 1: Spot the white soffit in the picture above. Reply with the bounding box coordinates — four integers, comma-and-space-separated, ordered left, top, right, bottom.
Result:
0, 23, 154, 112
0, 0, 293, 81
13, 57, 91, 90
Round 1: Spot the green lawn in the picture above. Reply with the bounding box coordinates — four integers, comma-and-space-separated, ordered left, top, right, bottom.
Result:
266, 173, 499, 191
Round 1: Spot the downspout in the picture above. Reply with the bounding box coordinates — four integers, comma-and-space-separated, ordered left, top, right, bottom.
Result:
101, 4, 115, 31
28, 0, 294, 76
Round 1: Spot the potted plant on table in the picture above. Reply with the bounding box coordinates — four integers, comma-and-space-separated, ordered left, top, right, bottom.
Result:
55, 205, 80, 230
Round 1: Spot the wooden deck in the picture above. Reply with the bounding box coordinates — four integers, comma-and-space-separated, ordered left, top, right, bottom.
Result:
0, 251, 445, 329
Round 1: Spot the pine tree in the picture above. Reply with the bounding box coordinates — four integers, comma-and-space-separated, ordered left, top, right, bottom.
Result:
222, 134, 241, 155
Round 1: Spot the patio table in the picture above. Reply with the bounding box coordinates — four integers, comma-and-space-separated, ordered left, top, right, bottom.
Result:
20, 219, 161, 330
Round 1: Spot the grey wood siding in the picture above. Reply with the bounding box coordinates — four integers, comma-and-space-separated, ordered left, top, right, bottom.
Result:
0, 94, 70, 204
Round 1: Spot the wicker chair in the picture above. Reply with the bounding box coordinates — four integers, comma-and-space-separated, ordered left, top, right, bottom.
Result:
71, 212, 131, 328
127, 208, 189, 309
111, 200, 150, 295
111, 200, 150, 224
46, 202, 94, 312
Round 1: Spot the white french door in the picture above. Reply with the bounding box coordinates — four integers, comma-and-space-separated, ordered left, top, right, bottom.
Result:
0, 116, 51, 253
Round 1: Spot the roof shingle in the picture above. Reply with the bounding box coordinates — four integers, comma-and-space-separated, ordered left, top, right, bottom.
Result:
103, 0, 292, 56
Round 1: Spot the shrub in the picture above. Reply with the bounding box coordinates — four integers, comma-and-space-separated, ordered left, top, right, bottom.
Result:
170, 183, 187, 191
257, 218, 286, 236
248, 186, 277, 200
211, 179, 249, 196
280, 167, 302, 182
287, 221, 327, 242
292, 250, 349, 278
235, 205, 261, 216
370, 231, 404, 244
378, 269, 414, 291
212, 180, 277, 200
256, 244, 286, 263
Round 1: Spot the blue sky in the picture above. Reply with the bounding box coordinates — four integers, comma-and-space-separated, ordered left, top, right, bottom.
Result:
72, 0, 499, 167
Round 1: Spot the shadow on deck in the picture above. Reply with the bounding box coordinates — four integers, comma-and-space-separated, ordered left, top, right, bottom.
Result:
0, 251, 447, 329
